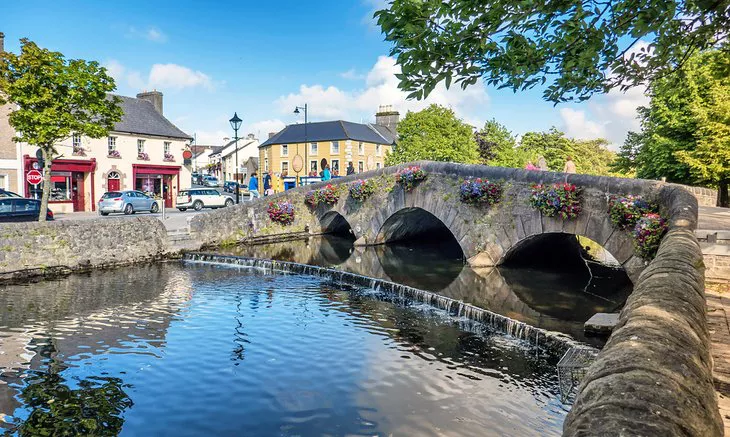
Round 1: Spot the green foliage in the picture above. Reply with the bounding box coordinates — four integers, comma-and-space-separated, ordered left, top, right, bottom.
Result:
616, 50, 730, 187
348, 179, 377, 202
395, 165, 427, 191
530, 183, 582, 219
608, 195, 654, 230
375, 0, 729, 103
6, 372, 133, 436
475, 119, 525, 167
0, 38, 122, 220
385, 104, 479, 165
632, 213, 668, 260
304, 184, 340, 207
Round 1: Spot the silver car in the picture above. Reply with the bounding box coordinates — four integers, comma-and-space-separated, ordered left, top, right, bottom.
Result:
98, 190, 160, 216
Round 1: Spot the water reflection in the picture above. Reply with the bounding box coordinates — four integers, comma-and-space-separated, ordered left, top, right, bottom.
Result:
218, 234, 632, 345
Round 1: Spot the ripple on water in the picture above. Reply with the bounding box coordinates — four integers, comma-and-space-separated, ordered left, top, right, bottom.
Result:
0, 262, 567, 436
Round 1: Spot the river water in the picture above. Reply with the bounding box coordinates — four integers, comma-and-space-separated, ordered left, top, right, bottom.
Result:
0, 262, 568, 436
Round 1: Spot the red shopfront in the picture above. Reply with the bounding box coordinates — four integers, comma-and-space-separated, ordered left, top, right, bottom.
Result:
132, 164, 180, 208
23, 155, 96, 212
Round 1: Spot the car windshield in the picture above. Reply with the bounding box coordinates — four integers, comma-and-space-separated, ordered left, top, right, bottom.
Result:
179, 191, 189, 196
102, 192, 123, 198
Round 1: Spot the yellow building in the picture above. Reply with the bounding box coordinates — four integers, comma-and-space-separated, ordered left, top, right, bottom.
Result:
259, 110, 398, 187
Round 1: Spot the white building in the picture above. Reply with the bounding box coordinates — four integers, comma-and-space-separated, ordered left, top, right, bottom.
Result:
220, 135, 259, 183
18, 91, 193, 213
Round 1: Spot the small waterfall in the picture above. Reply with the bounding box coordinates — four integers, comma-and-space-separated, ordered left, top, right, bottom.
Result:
183, 252, 595, 358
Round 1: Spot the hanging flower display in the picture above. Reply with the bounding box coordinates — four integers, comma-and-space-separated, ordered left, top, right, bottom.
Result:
395, 166, 426, 191
348, 179, 377, 202
459, 178, 503, 206
304, 184, 340, 207
608, 194, 654, 230
530, 183, 582, 219
632, 213, 668, 259
267, 200, 295, 225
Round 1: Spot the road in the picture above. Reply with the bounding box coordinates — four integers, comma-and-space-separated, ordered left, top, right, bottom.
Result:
56, 184, 254, 231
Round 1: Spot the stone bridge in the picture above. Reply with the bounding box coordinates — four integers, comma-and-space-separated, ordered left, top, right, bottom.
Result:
191, 161, 669, 283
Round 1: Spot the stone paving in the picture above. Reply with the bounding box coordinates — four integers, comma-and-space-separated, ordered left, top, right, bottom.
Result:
707, 284, 730, 435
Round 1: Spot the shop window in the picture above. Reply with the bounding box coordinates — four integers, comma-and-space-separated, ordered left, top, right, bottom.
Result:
331, 141, 340, 154
27, 172, 72, 201
281, 144, 288, 157
310, 142, 318, 156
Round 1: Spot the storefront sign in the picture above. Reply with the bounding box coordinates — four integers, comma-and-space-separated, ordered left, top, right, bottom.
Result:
26, 169, 43, 185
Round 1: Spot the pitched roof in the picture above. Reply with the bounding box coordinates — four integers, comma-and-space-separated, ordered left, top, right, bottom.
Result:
111, 95, 191, 140
260, 120, 396, 148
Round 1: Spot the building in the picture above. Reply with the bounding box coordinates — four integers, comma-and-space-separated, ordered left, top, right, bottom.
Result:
190, 144, 222, 174
0, 32, 22, 192
18, 91, 192, 212
258, 108, 397, 186
219, 134, 259, 183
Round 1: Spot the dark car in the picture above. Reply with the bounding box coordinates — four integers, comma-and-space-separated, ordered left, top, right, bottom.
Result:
0, 198, 53, 222
223, 181, 239, 193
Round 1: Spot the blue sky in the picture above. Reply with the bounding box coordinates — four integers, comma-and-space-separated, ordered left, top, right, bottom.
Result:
1, 0, 647, 147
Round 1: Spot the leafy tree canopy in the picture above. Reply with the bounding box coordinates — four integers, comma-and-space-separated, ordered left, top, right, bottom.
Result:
375, 0, 730, 103
614, 50, 730, 187
386, 104, 480, 165
0, 38, 122, 220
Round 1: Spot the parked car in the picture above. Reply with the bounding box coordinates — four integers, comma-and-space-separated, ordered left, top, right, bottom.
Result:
0, 198, 53, 222
98, 191, 160, 216
223, 181, 239, 193
0, 189, 22, 198
203, 176, 220, 187
191, 172, 202, 185
177, 189, 234, 211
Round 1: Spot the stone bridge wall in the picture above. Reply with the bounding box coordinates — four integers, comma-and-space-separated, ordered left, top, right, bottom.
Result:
682, 184, 718, 207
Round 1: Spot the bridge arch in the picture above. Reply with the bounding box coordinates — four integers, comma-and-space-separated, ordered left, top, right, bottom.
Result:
318, 210, 353, 236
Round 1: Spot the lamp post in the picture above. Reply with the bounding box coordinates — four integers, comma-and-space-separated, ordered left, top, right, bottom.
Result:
229, 112, 242, 204
294, 104, 307, 186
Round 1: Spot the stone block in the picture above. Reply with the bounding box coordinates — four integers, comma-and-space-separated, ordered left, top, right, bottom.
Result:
584, 313, 619, 335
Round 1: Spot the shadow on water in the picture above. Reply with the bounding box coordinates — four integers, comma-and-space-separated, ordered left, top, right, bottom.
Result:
220, 232, 632, 346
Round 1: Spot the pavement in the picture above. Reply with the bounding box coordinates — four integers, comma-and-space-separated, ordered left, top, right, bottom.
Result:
699, 206, 730, 231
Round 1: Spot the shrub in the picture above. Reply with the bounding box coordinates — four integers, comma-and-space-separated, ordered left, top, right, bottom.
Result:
459, 178, 502, 206
267, 200, 295, 225
349, 179, 377, 202
304, 184, 340, 207
395, 166, 426, 191
530, 183, 582, 219
632, 212, 668, 259
608, 195, 653, 229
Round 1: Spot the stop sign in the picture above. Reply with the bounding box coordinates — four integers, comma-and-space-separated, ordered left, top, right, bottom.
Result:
26, 169, 43, 185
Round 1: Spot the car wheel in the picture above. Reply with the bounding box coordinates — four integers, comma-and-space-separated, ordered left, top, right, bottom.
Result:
193, 200, 204, 211
100, 212, 109, 216
150, 202, 160, 213
178, 208, 187, 211
124, 204, 133, 215
225, 198, 234, 207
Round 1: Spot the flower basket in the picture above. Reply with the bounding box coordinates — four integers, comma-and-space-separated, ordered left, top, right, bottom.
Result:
395, 166, 426, 191
530, 183, 582, 219
459, 178, 502, 206
608, 195, 653, 230
163, 153, 175, 162
108, 150, 121, 159
632, 213, 668, 259
72, 147, 87, 157
305, 184, 340, 207
267, 200, 295, 225
137, 152, 150, 161
348, 179, 377, 202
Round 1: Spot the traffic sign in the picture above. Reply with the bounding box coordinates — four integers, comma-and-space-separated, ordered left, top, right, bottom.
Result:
26, 169, 43, 185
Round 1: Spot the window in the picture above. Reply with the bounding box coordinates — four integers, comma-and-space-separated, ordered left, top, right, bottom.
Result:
137, 139, 145, 154
281, 144, 288, 156
376, 144, 382, 157
310, 160, 318, 175
0, 175, 6, 190
164, 142, 171, 154
72, 134, 81, 148
330, 141, 340, 154
15, 199, 40, 212
264, 158, 269, 172
108, 136, 117, 154
358, 142, 364, 155
281, 161, 289, 175
0, 199, 11, 213
376, 162, 381, 169
310, 142, 318, 156
358, 161, 364, 173
331, 160, 339, 174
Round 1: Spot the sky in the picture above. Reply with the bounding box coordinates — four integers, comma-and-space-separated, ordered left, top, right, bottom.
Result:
1, 0, 648, 148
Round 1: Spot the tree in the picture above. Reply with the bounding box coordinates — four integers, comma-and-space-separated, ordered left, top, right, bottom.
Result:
0, 38, 122, 220
474, 119, 520, 166
385, 104, 479, 165
375, 0, 729, 103
615, 50, 730, 201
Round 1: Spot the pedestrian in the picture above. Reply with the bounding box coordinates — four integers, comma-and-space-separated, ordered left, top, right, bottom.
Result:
537, 155, 548, 171
346, 162, 355, 175
248, 172, 260, 200
525, 161, 538, 171
263, 171, 272, 196
563, 156, 577, 174
321, 165, 332, 181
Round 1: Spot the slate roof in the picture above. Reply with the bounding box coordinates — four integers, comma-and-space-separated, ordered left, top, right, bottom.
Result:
260, 120, 396, 148
111, 95, 191, 140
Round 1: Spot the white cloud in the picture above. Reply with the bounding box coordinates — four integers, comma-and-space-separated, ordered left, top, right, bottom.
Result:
275, 56, 489, 126
193, 129, 230, 146
249, 119, 286, 139
104, 60, 214, 92
126, 26, 168, 43
340, 69, 364, 80
559, 108, 607, 139
362, 0, 388, 29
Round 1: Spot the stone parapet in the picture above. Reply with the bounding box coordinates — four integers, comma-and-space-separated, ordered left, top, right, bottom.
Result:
681, 184, 719, 207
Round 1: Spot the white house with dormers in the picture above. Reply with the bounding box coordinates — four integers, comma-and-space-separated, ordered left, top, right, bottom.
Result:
18, 91, 193, 213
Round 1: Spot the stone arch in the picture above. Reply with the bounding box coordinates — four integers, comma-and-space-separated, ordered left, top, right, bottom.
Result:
318, 210, 354, 236
373, 207, 466, 258
101, 165, 127, 192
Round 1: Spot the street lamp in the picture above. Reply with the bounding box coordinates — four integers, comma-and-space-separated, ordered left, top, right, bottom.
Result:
294, 104, 307, 186
229, 112, 242, 204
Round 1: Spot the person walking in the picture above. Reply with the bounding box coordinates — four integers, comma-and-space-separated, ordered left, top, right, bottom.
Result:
321, 165, 332, 181
563, 156, 577, 174
263, 171, 272, 196
248, 173, 260, 201
346, 162, 355, 175
537, 155, 548, 171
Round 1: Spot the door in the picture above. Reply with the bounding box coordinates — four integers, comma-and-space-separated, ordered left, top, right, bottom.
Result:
72, 172, 85, 212
163, 175, 173, 208
107, 172, 121, 192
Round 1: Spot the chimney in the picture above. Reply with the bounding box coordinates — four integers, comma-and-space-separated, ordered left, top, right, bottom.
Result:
223, 137, 230, 144
136, 90, 163, 115
0, 32, 5, 53
268, 132, 276, 139
375, 104, 400, 133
